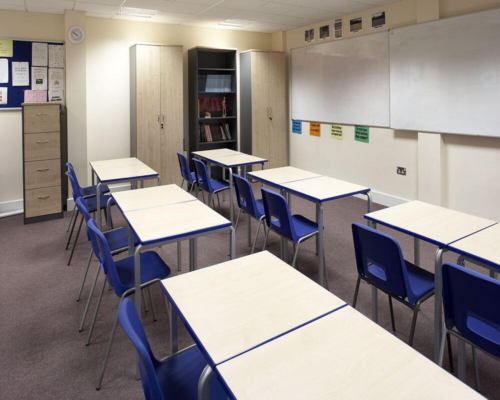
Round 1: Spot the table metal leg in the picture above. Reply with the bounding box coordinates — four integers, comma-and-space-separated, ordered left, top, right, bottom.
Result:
365, 192, 374, 228
458, 339, 467, 382
189, 239, 194, 272
434, 247, 445, 363
170, 300, 178, 354
96, 182, 102, 230
414, 238, 420, 267
222, 168, 226, 201
230, 226, 235, 259
229, 168, 234, 225
198, 365, 214, 400
157, 176, 162, 186
244, 166, 251, 247
317, 203, 325, 287
193, 238, 198, 270
372, 285, 378, 323
134, 245, 143, 318
280, 189, 287, 262
177, 242, 182, 272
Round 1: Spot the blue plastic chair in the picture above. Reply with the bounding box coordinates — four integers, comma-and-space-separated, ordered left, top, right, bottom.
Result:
177, 152, 197, 193
233, 174, 266, 253
261, 188, 323, 274
118, 298, 227, 400
66, 162, 110, 233
86, 218, 171, 390
351, 222, 453, 361
439, 262, 499, 390
192, 158, 229, 211
65, 172, 115, 266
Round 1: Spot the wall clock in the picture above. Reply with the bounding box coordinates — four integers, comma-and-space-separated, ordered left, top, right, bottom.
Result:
68, 26, 85, 44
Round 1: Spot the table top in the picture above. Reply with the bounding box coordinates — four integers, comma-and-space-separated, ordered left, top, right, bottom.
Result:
281, 176, 370, 203
247, 166, 321, 186
112, 184, 195, 212
90, 158, 158, 183
200, 153, 268, 168
123, 199, 231, 245
192, 149, 241, 158
216, 306, 484, 400
161, 251, 345, 366
449, 223, 500, 270
365, 200, 496, 247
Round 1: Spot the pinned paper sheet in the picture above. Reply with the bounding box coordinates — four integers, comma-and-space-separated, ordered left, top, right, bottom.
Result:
32, 42, 48, 67
0, 87, 7, 105
32, 67, 48, 90
12, 62, 29, 86
0, 40, 13, 57
331, 124, 343, 140
0, 59, 8, 83
49, 44, 64, 68
24, 90, 47, 103
355, 126, 369, 143
49, 68, 64, 90
49, 89, 64, 104
310, 122, 321, 137
292, 120, 302, 134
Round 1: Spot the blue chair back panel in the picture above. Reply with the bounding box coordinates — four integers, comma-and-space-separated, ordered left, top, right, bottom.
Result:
443, 262, 500, 358
261, 188, 294, 241
352, 223, 409, 301
76, 197, 102, 260
193, 159, 212, 193
233, 174, 258, 218
177, 152, 195, 184
66, 171, 83, 200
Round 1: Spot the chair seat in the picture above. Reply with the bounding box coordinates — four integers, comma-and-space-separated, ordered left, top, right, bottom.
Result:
104, 227, 139, 254
404, 260, 435, 304
255, 199, 265, 219
211, 178, 229, 192
84, 195, 115, 213
188, 172, 197, 184
155, 345, 227, 400
113, 252, 171, 297
81, 184, 110, 197
291, 214, 319, 241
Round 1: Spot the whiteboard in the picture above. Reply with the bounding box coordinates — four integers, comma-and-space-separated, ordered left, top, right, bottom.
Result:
390, 8, 500, 136
291, 32, 390, 127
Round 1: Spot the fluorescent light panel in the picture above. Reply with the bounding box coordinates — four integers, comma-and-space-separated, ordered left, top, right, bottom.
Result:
219, 18, 255, 27
117, 7, 159, 18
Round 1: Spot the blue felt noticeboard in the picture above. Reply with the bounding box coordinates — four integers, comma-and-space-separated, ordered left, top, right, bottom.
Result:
0, 39, 63, 110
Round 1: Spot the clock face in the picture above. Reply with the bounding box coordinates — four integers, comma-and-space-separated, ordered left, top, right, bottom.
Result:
68, 26, 84, 44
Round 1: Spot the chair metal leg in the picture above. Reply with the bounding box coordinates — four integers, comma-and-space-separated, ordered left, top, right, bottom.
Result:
67, 213, 84, 266
148, 286, 157, 322
251, 219, 263, 254
80, 265, 100, 332
86, 278, 107, 346
181, 178, 185, 191
263, 226, 270, 251
447, 333, 454, 374
217, 192, 221, 213
66, 211, 79, 250
408, 305, 419, 346
438, 328, 448, 367
77, 249, 94, 302
389, 296, 396, 332
353, 276, 361, 308
66, 202, 76, 232
201, 190, 206, 204
323, 252, 330, 292
142, 289, 149, 313
473, 346, 480, 392
189, 182, 194, 194
291, 241, 301, 269
209, 193, 214, 208
234, 209, 242, 231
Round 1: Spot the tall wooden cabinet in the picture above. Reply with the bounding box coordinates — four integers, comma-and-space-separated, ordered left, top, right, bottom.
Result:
130, 44, 183, 187
22, 102, 64, 224
240, 50, 288, 170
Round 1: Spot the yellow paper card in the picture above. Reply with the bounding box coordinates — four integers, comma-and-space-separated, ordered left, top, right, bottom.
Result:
0, 40, 13, 57
331, 124, 343, 140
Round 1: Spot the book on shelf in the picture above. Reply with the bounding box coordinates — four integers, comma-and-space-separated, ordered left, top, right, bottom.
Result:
198, 74, 207, 92
199, 97, 211, 114
201, 74, 232, 92
198, 123, 233, 142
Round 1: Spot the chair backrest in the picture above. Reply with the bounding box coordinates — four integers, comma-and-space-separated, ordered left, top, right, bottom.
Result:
233, 174, 259, 218
443, 262, 500, 358
177, 152, 195, 184
193, 158, 213, 193
66, 171, 83, 200
119, 298, 163, 400
87, 219, 125, 295
76, 197, 101, 258
261, 188, 295, 241
351, 222, 415, 303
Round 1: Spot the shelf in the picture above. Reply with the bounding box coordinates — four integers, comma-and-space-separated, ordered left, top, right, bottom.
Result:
199, 116, 236, 120
199, 140, 236, 145
199, 68, 235, 72
198, 91, 236, 94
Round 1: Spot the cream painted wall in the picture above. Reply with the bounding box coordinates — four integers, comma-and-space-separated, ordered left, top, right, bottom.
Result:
285, 0, 500, 219
85, 18, 273, 183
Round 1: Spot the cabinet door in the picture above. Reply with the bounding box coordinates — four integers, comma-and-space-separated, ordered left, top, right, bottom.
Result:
268, 52, 288, 169
160, 46, 184, 186
251, 52, 270, 163
136, 45, 161, 187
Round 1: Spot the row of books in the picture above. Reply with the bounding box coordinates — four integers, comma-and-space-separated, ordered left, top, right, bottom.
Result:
199, 97, 224, 113
198, 75, 232, 92
199, 123, 232, 142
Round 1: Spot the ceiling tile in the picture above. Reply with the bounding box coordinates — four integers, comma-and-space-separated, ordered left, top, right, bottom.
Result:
155, 11, 194, 21
113, 15, 153, 21
74, 2, 119, 14
0, 0, 24, 5
78, 0, 123, 5
230, 10, 275, 22
162, 1, 211, 14
148, 18, 181, 24
26, 0, 74, 9
216, 0, 268, 11
285, 7, 343, 20
273, 0, 322, 7
123, 0, 170, 10
199, 6, 238, 19
0, 4, 25, 10
242, 21, 282, 30
174, 0, 223, 6
251, 2, 300, 15
311, 0, 372, 13
363, 0, 398, 5
27, 6, 66, 14
264, 14, 311, 25
86, 12, 114, 18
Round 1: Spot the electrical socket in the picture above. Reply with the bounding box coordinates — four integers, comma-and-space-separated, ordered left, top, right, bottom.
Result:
397, 167, 406, 176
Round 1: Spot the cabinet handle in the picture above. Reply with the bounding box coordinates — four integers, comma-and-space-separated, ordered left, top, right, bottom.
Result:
37, 195, 50, 199
162, 112, 165, 123
37, 168, 50, 171
157, 111, 160, 122
37, 140, 49, 144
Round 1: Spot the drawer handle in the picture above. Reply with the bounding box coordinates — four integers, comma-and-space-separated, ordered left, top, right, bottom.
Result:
37, 140, 49, 144
36, 113, 49, 116
37, 168, 50, 171
38, 195, 50, 199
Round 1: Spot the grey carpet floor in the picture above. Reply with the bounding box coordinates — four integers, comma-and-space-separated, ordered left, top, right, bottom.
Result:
0, 185, 497, 399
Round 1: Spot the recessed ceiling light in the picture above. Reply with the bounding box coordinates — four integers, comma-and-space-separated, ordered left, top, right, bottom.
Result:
117, 7, 159, 18
219, 18, 255, 28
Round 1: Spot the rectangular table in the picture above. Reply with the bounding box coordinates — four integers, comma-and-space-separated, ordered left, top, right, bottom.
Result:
192, 150, 268, 231
365, 200, 496, 362
90, 157, 160, 231
161, 251, 345, 397
113, 186, 235, 319
216, 306, 484, 400
248, 168, 371, 288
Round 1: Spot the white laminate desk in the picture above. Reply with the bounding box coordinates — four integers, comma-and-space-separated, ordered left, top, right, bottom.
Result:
161, 251, 345, 397
365, 200, 496, 362
89, 157, 160, 231
216, 306, 484, 400
247, 166, 320, 186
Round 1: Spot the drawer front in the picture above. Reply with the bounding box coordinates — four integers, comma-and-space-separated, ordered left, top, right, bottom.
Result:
25, 159, 61, 190
25, 186, 61, 218
24, 132, 60, 161
23, 105, 60, 133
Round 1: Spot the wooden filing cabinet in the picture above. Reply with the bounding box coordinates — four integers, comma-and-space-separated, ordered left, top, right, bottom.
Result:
22, 102, 63, 224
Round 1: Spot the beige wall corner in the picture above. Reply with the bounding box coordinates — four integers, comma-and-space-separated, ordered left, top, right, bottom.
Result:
416, 0, 440, 22
417, 132, 446, 206
271, 32, 285, 52
65, 10, 88, 187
